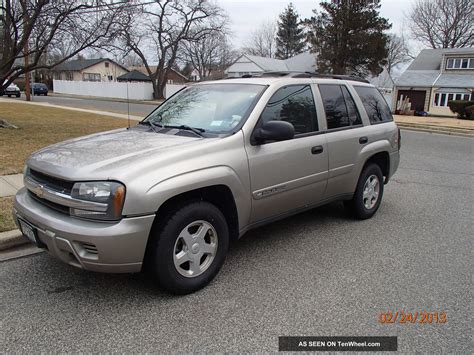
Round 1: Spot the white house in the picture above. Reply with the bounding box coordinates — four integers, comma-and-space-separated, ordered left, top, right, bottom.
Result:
225, 52, 316, 77
393, 47, 474, 116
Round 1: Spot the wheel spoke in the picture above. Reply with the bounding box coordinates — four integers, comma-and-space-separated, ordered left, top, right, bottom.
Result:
195, 224, 210, 240
179, 229, 194, 247
175, 250, 190, 266
189, 256, 201, 275
201, 242, 216, 255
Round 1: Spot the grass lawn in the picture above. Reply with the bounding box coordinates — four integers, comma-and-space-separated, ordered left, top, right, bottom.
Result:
0, 197, 15, 232
0, 102, 129, 175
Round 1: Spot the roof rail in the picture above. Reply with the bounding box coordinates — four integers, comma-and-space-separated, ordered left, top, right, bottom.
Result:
226, 71, 369, 83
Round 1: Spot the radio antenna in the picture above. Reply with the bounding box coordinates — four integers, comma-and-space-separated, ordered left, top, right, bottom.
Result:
126, 80, 131, 129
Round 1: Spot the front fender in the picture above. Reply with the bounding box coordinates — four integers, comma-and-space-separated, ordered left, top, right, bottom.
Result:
139, 166, 251, 230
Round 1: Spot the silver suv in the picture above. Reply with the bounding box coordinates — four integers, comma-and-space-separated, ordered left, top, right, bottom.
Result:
14, 73, 400, 294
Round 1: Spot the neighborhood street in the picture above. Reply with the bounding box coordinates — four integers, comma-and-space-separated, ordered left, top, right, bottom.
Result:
5, 95, 157, 118
1, 130, 472, 353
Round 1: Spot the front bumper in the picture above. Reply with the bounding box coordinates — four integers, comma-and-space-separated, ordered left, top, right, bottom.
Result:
13, 187, 155, 273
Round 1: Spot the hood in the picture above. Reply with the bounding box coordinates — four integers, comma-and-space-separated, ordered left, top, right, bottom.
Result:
27, 127, 211, 180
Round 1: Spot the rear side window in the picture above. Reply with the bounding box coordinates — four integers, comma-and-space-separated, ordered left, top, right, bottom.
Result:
260, 85, 318, 134
354, 86, 393, 123
319, 84, 361, 129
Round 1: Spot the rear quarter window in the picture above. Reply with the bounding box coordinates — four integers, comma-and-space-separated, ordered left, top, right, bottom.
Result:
354, 86, 393, 124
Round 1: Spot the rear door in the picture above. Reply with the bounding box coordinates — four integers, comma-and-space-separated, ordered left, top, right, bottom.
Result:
316, 83, 371, 198
245, 84, 328, 223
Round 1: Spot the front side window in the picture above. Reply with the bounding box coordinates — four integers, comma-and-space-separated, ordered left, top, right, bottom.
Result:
145, 84, 265, 134
354, 86, 393, 123
260, 85, 318, 134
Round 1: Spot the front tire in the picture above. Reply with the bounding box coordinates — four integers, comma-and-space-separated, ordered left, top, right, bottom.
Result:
346, 163, 384, 220
147, 201, 229, 294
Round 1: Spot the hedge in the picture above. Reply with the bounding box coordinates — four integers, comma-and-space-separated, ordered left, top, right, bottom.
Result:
447, 100, 474, 120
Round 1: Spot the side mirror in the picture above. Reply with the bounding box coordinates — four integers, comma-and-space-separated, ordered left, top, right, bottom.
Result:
252, 121, 295, 144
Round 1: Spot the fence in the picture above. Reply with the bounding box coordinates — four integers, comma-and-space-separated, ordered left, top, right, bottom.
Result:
53, 80, 185, 100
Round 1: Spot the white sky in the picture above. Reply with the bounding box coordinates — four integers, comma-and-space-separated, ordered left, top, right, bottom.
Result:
220, 0, 416, 48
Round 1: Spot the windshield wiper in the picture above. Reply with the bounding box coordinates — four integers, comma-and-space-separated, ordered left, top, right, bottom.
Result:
139, 120, 163, 133
166, 124, 206, 138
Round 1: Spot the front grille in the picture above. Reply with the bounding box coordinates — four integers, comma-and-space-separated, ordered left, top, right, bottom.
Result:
29, 169, 74, 194
28, 190, 70, 215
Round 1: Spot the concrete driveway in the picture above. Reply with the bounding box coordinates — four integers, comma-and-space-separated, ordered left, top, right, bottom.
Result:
1, 131, 472, 352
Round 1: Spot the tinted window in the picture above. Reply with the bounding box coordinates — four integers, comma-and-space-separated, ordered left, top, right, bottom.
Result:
341, 86, 362, 125
354, 86, 393, 123
261, 85, 318, 134
319, 84, 350, 129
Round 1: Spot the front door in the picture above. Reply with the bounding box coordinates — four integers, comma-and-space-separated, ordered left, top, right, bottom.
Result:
245, 84, 329, 223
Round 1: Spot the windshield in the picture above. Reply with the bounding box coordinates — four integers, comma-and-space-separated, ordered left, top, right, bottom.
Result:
144, 84, 266, 134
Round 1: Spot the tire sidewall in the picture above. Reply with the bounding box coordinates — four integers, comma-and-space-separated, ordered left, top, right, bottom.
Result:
152, 202, 229, 294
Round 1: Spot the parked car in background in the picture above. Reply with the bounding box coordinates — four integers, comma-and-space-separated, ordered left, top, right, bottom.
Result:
31, 83, 48, 96
1, 81, 21, 97
14, 73, 400, 294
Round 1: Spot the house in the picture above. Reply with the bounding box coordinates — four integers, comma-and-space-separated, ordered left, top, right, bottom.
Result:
225, 52, 316, 77
116, 70, 151, 82
369, 67, 395, 109
393, 48, 474, 116
128, 66, 189, 84
53, 58, 129, 82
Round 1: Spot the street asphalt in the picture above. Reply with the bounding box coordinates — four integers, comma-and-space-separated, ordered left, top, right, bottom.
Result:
6, 94, 157, 117
1, 131, 472, 352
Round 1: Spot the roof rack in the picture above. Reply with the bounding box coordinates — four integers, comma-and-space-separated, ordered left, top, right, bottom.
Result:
236, 71, 369, 83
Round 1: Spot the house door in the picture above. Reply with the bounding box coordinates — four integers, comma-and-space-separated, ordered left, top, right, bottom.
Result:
397, 90, 426, 112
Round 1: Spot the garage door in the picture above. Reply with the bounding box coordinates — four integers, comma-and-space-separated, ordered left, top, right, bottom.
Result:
397, 90, 426, 112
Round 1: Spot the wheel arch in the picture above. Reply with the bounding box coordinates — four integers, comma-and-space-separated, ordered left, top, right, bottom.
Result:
363, 151, 390, 183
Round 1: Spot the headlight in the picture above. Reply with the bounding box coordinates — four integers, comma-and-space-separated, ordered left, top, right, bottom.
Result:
70, 181, 125, 221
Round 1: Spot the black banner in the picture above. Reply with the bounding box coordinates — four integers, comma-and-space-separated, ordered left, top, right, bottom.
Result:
279, 336, 397, 351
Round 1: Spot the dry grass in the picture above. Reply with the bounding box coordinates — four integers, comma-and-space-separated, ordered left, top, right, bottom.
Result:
0, 196, 15, 232
0, 102, 129, 175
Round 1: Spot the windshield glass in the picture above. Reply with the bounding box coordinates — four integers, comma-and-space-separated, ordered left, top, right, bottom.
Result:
144, 84, 266, 134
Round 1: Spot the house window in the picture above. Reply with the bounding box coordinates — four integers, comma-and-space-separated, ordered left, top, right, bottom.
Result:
167, 79, 174, 84
105, 62, 109, 68
108, 75, 113, 81
83, 73, 101, 82
434, 92, 471, 106
446, 57, 474, 70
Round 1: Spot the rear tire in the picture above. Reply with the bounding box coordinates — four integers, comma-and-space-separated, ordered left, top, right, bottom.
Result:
147, 201, 229, 294
345, 163, 384, 220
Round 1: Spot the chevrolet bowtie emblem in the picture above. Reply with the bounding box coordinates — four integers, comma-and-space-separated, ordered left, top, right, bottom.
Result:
34, 184, 45, 198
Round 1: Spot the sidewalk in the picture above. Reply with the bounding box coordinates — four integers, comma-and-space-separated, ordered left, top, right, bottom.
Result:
0, 174, 23, 197
0, 97, 143, 121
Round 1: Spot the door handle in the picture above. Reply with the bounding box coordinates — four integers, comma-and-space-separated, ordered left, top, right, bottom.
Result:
311, 145, 324, 154
359, 136, 368, 144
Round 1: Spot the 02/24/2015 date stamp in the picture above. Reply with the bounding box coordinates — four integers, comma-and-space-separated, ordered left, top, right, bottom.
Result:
379, 310, 447, 325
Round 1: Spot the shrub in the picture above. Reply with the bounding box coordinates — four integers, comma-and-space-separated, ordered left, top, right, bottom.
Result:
465, 105, 474, 120
447, 100, 474, 120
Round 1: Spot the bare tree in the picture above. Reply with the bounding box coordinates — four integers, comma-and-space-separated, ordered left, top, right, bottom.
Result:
116, 0, 227, 99
407, 0, 473, 48
385, 33, 412, 75
243, 21, 277, 58
0, 0, 126, 91
181, 31, 236, 80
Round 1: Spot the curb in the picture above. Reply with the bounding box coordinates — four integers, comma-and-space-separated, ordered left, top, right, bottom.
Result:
396, 123, 474, 138
0, 229, 28, 251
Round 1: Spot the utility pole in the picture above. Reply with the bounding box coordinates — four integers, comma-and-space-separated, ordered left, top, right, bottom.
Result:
23, 0, 30, 101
